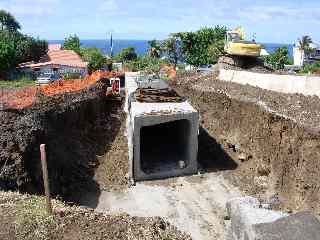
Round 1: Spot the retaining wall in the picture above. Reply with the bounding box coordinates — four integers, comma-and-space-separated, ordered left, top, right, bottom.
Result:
219, 69, 320, 97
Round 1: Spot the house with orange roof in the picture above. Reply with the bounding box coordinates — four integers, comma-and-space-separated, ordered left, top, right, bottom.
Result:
18, 44, 88, 77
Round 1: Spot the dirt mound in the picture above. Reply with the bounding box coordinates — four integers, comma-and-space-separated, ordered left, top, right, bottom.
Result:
218, 56, 274, 73
171, 72, 320, 214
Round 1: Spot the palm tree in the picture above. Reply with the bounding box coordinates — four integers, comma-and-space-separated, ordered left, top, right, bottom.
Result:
0, 10, 21, 32
298, 35, 313, 61
148, 39, 161, 58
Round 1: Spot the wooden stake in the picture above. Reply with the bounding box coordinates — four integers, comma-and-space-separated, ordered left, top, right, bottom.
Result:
40, 144, 53, 215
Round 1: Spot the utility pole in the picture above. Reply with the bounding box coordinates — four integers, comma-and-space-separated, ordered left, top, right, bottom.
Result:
110, 32, 114, 58
40, 144, 53, 215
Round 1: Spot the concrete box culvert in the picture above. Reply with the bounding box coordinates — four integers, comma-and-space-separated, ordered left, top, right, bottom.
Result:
133, 112, 199, 181
125, 72, 199, 182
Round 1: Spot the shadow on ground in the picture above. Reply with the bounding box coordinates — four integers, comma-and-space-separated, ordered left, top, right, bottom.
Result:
198, 126, 238, 173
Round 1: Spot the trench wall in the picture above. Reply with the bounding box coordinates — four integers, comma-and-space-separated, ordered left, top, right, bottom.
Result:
0, 81, 121, 201
219, 69, 320, 97
173, 81, 320, 213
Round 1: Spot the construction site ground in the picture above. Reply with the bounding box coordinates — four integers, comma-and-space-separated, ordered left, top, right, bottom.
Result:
0, 191, 190, 240
1, 70, 320, 239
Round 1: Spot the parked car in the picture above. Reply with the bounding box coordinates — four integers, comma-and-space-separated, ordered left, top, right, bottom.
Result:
196, 64, 214, 73
36, 73, 60, 84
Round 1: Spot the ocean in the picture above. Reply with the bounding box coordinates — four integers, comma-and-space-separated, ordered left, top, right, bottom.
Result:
49, 39, 294, 58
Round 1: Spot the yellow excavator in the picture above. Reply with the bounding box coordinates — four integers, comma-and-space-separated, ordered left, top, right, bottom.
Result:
220, 26, 262, 68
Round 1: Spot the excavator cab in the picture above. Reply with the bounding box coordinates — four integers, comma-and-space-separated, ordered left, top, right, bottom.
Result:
224, 30, 261, 57
225, 31, 241, 43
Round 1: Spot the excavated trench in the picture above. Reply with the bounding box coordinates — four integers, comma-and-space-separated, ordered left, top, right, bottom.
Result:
2, 71, 320, 217
171, 72, 320, 214
0, 80, 123, 204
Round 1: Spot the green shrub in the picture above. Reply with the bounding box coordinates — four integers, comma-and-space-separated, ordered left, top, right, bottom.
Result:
116, 47, 137, 62
80, 47, 106, 73
263, 47, 290, 70
300, 62, 320, 74
125, 55, 169, 73
63, 34, 81, 55
174, 25, 227, 66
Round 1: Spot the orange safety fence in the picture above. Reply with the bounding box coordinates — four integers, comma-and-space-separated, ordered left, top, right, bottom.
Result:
0, 70, 122, 110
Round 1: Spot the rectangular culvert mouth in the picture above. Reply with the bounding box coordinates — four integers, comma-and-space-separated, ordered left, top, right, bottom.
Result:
140, 119, 191, 174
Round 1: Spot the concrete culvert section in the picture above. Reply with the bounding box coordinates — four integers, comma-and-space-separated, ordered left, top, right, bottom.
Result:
140, 119, 191, 174
125, 72, 199, 182
131, 103, 199, 181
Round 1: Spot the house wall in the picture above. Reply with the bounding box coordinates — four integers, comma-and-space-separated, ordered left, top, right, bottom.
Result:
37, 65, 87, 76
21, 64, 87, 77
293, 47, 304, 66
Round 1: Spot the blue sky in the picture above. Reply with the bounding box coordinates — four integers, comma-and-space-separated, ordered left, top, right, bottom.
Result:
0, 0, 319, 43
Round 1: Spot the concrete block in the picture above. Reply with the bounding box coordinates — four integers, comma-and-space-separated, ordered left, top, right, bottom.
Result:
227, 197, 320, 240
132, 105, 199, 181
125, 72, 199, 181
253, 211, 320, 240
219, 69, 320, 97
226, 197, 288, 240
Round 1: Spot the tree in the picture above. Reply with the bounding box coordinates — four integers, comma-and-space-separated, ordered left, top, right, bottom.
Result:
15, 34, 48, 63
298, 36, 313, 52
0, 11, 47, 78
0, 10, 21, 32
264, 47, 290, 70
162, 36, 180, 66
116, 47, 137, 62
0, 31, 16, 78
80, 47, 106, 73
207, 38, 225, 63
175, 25, 227, 66
63, 35, 81, 54
298, 35, 313, 62
148, 39, 162, 58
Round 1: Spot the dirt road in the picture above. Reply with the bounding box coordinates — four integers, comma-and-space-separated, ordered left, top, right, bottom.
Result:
92, 172, 241, 240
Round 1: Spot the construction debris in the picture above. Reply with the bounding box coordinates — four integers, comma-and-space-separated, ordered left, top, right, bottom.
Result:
134, 88, 186, 103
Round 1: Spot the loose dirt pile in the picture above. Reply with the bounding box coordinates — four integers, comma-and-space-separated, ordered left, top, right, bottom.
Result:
0, 191, 191, 240
187, 71, 320, 131
218, 56, 274, 73
171, 71, 320, 214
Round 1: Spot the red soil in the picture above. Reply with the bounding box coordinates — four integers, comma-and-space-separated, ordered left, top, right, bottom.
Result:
0, 71, 121, 110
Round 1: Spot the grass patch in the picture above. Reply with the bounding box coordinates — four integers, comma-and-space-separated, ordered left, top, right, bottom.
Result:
300, 62, 320, 74
15, 196, 58, 240
0, 77, 35, 88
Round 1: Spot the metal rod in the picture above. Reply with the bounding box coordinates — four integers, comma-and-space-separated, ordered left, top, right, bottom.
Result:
40, 144, 53, 215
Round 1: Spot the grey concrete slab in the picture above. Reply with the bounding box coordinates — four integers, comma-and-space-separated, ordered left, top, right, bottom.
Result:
226, 197, 288, 240
253, 211, 320, 240
227, 197, 320, 240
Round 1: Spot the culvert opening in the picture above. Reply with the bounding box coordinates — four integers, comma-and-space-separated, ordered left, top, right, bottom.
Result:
140, 119, 191, 174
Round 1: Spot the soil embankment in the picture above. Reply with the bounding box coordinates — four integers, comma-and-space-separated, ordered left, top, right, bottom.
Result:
0, 79, 123, 204
171, 72, 320, 214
